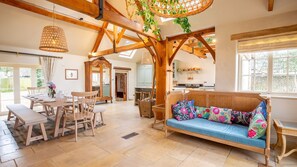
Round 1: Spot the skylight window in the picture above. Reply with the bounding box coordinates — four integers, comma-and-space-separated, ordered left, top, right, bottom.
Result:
119, 50, 136, 59
119, 41, 137, 59
160, 17, 174, 22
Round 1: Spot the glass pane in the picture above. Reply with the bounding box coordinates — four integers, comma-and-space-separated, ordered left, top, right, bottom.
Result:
272, 75, 287, 92
241, 75, 251, 91
287, 75, 297, 93
20, 68, 32, 106
102, 64, 110, 97
92, 67, 100, 96
36, 69, 45, 87
254, 75, 268, 91
240, 52, 268, 92
0, 67, 14, 112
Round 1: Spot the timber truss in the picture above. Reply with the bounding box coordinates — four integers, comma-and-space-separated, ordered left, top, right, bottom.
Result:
0, 0, 216, 65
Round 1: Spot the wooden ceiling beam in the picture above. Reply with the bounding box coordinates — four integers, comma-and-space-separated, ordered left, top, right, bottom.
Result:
0, 0, 141, 43
116, 28, 127, 44
105, 1, 125, 17
47, 0, 157, 39
46, 0, 99, 18
91, 22, 109, 53
102, 7, 157, 40
195, 34, 216, 61
0, 0, 100, 30
231, 24, 297, 40
90, 41, 152, 57
169, 38, 187, 65
167, 27, 215, 41
268, 0, 274, 11
104, 29, 114, 42
179, 45, 207, 59
93, 0, 99, 5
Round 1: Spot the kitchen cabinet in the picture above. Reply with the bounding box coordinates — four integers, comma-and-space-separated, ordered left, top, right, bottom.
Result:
137, 64, 153, 87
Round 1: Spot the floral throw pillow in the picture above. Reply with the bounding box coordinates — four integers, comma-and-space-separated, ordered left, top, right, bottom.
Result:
172, 100, 195, 121
179, 100, 195, 115
248, 109, 267, 139
208, 107, 232, 124
255, 101, 267, 120
195, 106, 211, 119
231, 111, 253, 126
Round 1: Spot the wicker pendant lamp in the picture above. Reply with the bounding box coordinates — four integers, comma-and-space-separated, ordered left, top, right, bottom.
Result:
148, 0, 214, 18
39, 5, 68, 53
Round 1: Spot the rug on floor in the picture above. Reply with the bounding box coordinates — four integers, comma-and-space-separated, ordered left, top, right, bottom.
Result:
5, 118, 104, 148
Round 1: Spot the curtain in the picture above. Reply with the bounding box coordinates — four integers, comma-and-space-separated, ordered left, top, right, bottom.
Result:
40, 57, 56, 83
238, 33, 297, 53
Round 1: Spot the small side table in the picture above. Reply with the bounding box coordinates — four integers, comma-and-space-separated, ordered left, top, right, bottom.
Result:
152, 104, 165, 130
273, 119, 297, 163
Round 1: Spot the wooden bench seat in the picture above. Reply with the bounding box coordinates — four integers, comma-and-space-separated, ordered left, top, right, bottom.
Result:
6, 104, 48, 146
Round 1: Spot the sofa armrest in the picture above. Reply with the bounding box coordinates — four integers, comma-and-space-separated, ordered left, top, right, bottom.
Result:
265, 98, 272, 150
165, 91, 184, 121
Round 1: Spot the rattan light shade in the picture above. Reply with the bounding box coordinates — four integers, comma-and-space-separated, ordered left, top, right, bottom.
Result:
148, 0, 214, 18
39, 26, 68, 53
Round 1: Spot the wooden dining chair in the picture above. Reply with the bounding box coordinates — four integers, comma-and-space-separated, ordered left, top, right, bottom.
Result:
61, 91, 98, 142
27, 87, 47, 95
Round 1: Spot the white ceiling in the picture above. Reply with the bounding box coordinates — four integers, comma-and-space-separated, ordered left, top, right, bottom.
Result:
0, 0, 296, 63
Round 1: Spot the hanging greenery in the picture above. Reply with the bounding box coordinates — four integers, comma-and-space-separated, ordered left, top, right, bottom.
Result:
137, 0, 161, 37
133, 0, 192, 39
173, 17, 191, 33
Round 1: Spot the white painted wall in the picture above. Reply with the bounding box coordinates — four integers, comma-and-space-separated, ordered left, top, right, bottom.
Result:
0, 46, 87, 93
175, 52, 215, 85
215, 11, 297, 91
106, 59, 137, 100
214, 11, 297, 122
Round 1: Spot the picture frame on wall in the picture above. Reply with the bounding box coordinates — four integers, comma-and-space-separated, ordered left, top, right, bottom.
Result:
65, 69, 78, 80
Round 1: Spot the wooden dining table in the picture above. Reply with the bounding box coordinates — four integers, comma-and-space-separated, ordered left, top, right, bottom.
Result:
23, 95, 73, 138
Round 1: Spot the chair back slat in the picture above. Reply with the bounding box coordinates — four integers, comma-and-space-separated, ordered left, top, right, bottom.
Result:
70, 91, 98, 119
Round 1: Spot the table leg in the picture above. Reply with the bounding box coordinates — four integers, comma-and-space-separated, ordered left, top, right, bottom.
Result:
277, 134, 286, 163
53, 106, 63, 138
30, 100, 34, 110
273, 133, 281, 150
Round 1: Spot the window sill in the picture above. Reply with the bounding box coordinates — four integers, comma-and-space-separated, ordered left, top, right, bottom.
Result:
237, 91, 297, 99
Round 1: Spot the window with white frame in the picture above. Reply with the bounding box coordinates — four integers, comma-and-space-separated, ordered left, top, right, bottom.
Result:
238, 33, 297, 94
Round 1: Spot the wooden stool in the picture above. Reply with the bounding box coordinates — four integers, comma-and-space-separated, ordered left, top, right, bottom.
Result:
272, 119, 297, 163
152, 104, 165, 130
93, 106, 106, 127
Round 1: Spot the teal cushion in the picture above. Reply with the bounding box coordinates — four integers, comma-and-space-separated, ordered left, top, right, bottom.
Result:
167, 118, 266, 148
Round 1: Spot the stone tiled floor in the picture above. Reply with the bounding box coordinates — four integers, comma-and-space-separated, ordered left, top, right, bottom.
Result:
0, 101, 296, 167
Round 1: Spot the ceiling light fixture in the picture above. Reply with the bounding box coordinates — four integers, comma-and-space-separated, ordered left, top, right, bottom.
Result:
39, 4, 68, 53
148, 0, 214, 18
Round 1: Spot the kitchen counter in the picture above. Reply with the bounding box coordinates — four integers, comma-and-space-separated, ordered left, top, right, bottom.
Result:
135, 86, 154, 89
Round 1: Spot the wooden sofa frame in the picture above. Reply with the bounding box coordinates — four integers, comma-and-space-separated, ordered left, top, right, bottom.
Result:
165, 91, 272, 166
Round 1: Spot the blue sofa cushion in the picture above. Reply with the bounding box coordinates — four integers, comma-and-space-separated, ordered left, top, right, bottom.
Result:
167, 118, 266, 148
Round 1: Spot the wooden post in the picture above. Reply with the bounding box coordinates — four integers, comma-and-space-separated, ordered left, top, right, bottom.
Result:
154, 41, 170, 105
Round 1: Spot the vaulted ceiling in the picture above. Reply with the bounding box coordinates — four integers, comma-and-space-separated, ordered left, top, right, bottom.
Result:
0, 0, 297, 62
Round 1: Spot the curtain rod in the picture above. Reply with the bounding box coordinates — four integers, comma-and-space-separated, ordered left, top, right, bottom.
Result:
0, 49, 63, 59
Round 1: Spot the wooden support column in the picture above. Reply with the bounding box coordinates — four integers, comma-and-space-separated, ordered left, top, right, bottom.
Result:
154, 41, 170, 104
268, 0, 274, 11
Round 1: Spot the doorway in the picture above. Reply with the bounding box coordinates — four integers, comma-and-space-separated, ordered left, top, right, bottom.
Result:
115, 73, 127, 101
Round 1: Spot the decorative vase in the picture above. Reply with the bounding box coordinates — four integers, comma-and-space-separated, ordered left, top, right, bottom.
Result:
48, 89, 56, 98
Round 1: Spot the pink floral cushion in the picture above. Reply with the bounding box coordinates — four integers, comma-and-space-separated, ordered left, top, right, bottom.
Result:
248, 109, 267, 139
208, 107, 232, 124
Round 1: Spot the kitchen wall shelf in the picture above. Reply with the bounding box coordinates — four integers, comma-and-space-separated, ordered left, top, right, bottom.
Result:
177, 68, 201, 73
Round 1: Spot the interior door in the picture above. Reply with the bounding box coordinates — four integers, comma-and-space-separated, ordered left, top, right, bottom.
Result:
123, 73, 127, 101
